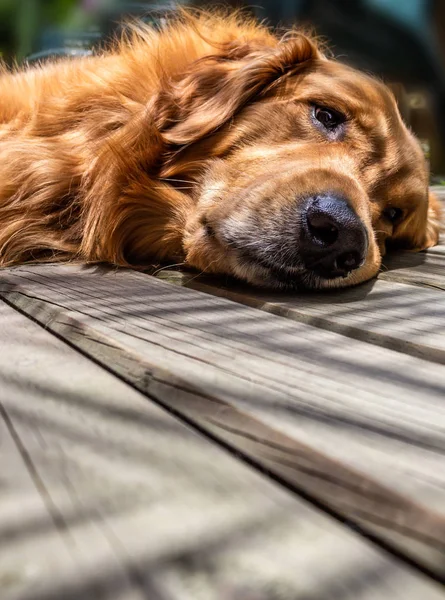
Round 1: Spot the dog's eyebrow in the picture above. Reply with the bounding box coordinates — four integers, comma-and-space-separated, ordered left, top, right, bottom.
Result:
296, 70, 392, 116
295, 87, 371, 115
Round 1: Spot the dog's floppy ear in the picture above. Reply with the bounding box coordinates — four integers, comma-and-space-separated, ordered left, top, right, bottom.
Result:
158, 34, 321, 146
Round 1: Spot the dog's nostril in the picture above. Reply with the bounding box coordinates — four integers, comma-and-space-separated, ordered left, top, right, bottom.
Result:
335, 251, 361, 273
306, 210, 339, 246
301, 194, 368, 279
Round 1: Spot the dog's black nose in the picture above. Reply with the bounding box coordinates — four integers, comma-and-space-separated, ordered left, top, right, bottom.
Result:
301, 195, 368, 278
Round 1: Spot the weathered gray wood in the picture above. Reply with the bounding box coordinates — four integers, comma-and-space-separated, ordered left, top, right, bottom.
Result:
379, 249, 445, 288
5, 300, 439, 599
0, 301, 155, 600
157, 265, 445, 365
2, 266, 445, 583
0, 384, 82, 600
425, 244, 445, 256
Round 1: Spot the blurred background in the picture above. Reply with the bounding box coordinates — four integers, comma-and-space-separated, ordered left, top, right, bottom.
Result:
0, 0, 444, 176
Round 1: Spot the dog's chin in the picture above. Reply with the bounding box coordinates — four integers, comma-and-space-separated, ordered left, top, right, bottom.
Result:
228, 252, 373, 291
228, 256, 325, 291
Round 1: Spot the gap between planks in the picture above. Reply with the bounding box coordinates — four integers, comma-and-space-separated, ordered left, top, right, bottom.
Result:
2, 266, 445, 586
4, 299, 445, 600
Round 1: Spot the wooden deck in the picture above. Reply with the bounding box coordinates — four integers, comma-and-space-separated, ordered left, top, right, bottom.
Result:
1, 188, 445, 599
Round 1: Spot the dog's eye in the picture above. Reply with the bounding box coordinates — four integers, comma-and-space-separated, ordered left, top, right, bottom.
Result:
384, 207, 404, 223
314, 105, 345, 130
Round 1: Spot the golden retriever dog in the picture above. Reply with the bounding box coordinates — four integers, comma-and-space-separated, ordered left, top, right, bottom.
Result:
0, 10, 441, 289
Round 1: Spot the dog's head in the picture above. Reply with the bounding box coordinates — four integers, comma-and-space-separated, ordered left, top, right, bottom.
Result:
137, 16, 442, 289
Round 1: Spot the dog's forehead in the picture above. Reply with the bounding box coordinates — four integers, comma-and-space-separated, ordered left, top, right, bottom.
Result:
295, 60, 397, 116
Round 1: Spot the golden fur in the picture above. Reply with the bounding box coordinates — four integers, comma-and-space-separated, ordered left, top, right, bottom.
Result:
0, 9, 441, 289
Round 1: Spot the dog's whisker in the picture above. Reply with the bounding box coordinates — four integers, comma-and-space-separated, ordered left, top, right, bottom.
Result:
150, 186, 196, 190
151, 261, 187, 276
181, 259, 222, 284
158, 178, 196, 184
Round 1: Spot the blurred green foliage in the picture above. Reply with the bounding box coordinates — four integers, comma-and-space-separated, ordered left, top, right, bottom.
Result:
0, 0, 79, 62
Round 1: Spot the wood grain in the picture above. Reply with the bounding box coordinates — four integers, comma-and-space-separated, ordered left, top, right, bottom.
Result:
5, 300, 439, 599
380, 249, 445, 288
2, 266, 445, 584
0, 385, 82, 600
157, 266, 445, 364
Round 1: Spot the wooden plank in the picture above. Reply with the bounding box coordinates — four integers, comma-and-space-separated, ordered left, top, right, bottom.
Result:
4, 301, 439, 599
0, 301, 150, 600
0, 380, 81, 600
2, 266, 445, 584
380, 249, 445, 288
157, 264, 445, 365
